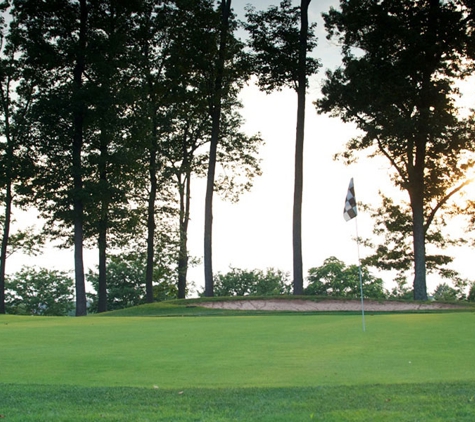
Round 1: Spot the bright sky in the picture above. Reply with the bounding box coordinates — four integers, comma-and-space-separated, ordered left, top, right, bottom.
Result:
7, 0, 475, 295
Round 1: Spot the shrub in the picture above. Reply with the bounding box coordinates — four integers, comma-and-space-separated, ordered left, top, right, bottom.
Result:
304, 256, 386, 299
6, 267, 74, 316
211, 267, 291, 297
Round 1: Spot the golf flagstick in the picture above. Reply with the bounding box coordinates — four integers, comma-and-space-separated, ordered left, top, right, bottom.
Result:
343, 178, 366, 332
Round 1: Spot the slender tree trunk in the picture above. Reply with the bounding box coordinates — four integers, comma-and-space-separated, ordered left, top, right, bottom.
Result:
178, 172, 191, 299
292, 0, 310, 295
0, 98, 13, 314
145, 136, 157, 303
0, 183, 12, 314
72, 0, 88, 316
97, 218, 108, 311
97, 132, 109, 313
204, 0, 231, 297
204, 120, 218, 297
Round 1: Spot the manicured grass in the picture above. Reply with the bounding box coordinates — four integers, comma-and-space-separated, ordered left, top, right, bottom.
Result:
1, 311, 474, 420
1, 382, 475, 421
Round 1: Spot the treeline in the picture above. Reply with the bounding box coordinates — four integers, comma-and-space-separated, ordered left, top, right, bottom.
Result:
0, 0, 268, 315
6, 257, 475, 316
2, 0, 475, 315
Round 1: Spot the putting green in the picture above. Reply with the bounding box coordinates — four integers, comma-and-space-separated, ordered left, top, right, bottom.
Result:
1, 312, 474, 389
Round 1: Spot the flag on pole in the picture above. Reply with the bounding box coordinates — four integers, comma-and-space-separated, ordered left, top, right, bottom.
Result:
343, 177, 357, 222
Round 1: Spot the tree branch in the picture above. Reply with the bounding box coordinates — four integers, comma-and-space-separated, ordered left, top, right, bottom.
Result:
425, 177, 475, 232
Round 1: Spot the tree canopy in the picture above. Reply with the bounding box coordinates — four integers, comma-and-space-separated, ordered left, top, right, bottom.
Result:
316, 0, 475, 300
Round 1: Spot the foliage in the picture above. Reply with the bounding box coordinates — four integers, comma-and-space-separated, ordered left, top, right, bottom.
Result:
0, 1, 39, 314
244, 0, 320, 295
432, 282, 458, 301
5, 266, 74, 315
316, 0, 475, 301
432, 277, 470, 301
361, 195, 465, 284
244, 0, 319, 93
87, 251, 178, 313
304, 256, 386, 299
210, 267, 291, 297
0, 217, 45, 258
385, 274, 413, 300
468, 282, 475, 302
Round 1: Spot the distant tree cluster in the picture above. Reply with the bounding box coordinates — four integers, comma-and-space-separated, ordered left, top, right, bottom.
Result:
211, 267, 292, 297
5, 267, 74, 315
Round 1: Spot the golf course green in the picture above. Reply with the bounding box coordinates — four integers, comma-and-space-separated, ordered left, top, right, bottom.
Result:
1, 306, 474, 421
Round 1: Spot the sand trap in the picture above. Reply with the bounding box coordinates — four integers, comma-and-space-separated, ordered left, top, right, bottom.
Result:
199, 299, 465, 312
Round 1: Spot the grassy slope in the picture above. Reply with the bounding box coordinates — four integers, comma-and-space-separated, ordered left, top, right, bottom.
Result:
1, 308, 475, 421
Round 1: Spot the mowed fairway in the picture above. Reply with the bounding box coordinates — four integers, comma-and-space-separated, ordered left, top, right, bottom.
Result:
1, 311, 475, 421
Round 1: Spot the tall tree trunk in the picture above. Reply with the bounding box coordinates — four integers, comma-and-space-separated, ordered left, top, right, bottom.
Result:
411, 187, 427, 300
0, 96, 13, 314
178, 171, 191, 299
292, 0, 310, 295
204, 0, 231, 297
72, 0, 88, 316
145, 136, 157, 303
97, 217, 108, 311
0, 180, 12, 314
97, 132, 109, 313
408, 0, 440, 301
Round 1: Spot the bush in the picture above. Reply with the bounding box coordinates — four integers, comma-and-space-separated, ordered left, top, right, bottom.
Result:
432, 283, 458, 301
304, 256, 386, 299
468, 283, 475, 302
211, 267, 291, 297
87, 253, 178, 312
6, 267, 74, 316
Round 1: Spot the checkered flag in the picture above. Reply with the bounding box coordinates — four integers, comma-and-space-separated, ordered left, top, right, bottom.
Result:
343, 178, 357, 222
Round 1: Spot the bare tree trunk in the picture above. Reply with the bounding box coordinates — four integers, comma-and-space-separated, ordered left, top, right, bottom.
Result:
408, 0, 441, 302
145, 139, 157, 303
0, 182, 11, 314
0, 99, 13, 314
178, 172, 191, 299
204, 0, 232, 297
292, 0, 310, 295
97, 132, 109, 313
411, 190, 427, 300
72, 0, 88, 316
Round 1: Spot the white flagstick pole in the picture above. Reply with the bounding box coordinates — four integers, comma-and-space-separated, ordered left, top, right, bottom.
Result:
344, 177, 365, 332
354, 216, 366, 332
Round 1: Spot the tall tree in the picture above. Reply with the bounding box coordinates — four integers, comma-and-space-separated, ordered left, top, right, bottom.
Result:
0, 3, 37, 314
13, 0, 95, 315
163, 94, 263, 299
196, 0, 252, 297
316, 0, 475, 300
129, 0, 175, 303
85, 0, 141, 313
203, 0, 232, 297
244, 0, 319, 295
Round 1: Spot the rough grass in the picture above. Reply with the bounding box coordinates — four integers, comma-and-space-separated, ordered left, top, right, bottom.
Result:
1, 309, 474, 420
1, 382, 475, 421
